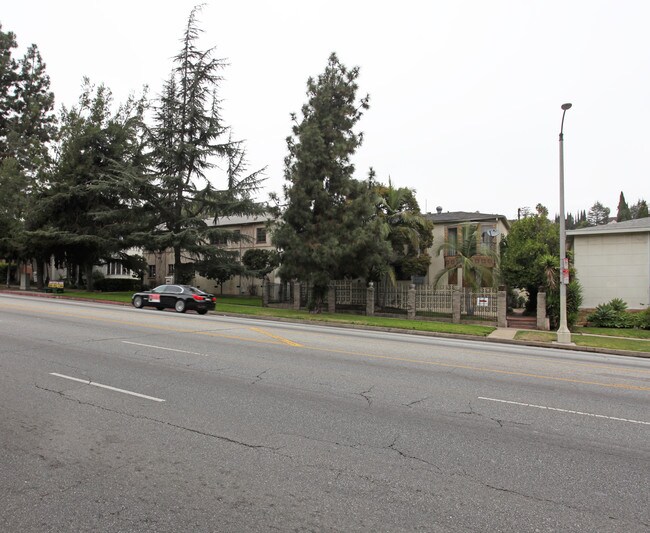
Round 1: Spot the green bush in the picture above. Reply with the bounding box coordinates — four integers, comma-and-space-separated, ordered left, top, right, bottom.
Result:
587, 299, 637, 328
608, 298, 628, 313
547, 280, 583, 330
635, 308, 650, 330
93, 278, 142, 292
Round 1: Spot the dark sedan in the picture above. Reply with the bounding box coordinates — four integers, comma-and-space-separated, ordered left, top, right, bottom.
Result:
132, 284, 216, 314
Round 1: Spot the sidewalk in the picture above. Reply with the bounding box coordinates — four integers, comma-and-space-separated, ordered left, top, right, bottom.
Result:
487, 327, 520, 340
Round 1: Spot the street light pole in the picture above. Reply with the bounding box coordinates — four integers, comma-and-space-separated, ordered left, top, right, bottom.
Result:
557, 103, 572, 344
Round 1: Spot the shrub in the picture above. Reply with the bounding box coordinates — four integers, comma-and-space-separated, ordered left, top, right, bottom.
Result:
586, 299, 636, 328
608, 298, 628, 313
94, 278, 142, 292
635, 308, 650, 330
547, 279, 583, 330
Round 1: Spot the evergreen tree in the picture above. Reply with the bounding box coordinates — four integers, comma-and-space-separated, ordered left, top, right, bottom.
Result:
30, 81, 146, 289
242, 248, 279, 281
0, 28, 56, 286
587, 201, 610, 226
272, 53, 391, 310
616, 191, 631, 222
630, 199, 649, 219
576, 209, 589, 228
147, 6, 264, 284
0, 24, 20, 162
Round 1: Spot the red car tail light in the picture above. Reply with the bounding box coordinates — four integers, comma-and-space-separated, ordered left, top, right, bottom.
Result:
192, 295, 205, 301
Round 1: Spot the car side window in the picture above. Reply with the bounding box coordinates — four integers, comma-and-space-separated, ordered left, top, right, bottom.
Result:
152, 285, 167, 294
167, 286, 183, 294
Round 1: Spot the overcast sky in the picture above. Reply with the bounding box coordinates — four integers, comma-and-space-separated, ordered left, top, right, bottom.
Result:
4, 1, 649, 219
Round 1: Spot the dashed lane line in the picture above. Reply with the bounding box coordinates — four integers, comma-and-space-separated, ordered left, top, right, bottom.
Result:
49, 372, 165, 402
478, 396, 650, 426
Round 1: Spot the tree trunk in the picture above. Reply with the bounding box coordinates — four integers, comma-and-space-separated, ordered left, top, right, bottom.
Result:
6, 260, 11, 287
36, 260, 45, 290
85, 263, 93, 291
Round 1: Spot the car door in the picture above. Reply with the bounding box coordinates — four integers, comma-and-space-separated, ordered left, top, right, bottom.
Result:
147, 285, 166, 307
162, 285, 183, 308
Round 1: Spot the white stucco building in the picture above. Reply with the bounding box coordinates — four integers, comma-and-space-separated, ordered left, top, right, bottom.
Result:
567, 218, 650, 310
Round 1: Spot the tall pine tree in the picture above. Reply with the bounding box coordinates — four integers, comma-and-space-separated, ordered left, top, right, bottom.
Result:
616, 191, 631, 222
147, 6, 264, 284
630, 198, 649, 219
0, 27, 56, 286
272, 53, 391, 310
30, 81, 146, 289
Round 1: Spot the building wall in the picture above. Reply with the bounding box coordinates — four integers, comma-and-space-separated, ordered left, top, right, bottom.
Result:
426, 219, 508, 286
143, 220, 280, 296
574, 232, 650, 310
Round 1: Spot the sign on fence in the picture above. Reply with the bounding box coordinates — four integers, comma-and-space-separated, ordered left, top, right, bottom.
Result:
476, 297, 489, 307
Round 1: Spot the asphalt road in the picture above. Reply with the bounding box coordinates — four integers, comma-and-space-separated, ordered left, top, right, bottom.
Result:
0, 293, 648, 532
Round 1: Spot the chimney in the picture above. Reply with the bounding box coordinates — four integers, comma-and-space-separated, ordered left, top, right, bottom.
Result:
436, 206, 443, 214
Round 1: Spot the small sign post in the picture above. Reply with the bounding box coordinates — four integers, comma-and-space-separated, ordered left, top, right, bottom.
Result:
561, 257, 570, 285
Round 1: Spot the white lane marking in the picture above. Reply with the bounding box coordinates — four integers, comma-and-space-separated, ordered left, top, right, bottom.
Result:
122, 340, 207, 357
49, 372, 165, 402
478, 397, 649, 426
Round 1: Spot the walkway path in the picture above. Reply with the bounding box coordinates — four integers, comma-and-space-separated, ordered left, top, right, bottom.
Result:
487, 327, 520, 340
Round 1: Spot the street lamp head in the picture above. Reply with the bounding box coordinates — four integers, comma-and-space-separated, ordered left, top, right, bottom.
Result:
561, 103, 572, 110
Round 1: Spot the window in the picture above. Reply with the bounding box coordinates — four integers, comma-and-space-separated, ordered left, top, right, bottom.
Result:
480, 225, 497, 253
108, 261, 131, 277
167, 264, 175, 275
148, 264, 156, 278
230, 229, 241, 245
256, 227, 267, 244
447, 268, 458, 285
446, 227, 458, 256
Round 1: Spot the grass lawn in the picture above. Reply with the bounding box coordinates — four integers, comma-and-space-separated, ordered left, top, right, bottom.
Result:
64, 290, 133, 303
515, 330, 650, 354
52, 290, 495, 337
576, 327, 650, 340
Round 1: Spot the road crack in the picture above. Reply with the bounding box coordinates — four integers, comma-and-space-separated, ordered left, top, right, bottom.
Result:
34, 384, 283, 454
358, 385, 374, 407
404, 396, 431, 408
251, 368, 270, 385
386, 435, 442, 472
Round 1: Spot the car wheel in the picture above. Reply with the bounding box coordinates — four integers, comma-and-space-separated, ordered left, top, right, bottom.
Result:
197, 309, 208, 315
133, 296, 143, 309
174, 299, 186, 313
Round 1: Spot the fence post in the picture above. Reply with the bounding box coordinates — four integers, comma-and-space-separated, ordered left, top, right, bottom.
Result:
366, 282, 375, 316
497, 290, 507, 327
452, 289, 461, 323
293, 281, 301, 310
407, 283, 416, 320
328, 283, 336, 313
537, 291, 549, 330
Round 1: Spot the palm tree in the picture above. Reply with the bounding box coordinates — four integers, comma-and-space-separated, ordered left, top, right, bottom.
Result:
434, 223, 499, 285
373, 178, 433, 285
433, 224, 499, 316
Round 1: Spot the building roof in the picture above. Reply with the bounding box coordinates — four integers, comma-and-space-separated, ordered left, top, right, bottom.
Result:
424, 211, 510, 229
207, 214, 275, 227
567, 217, 650, 236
